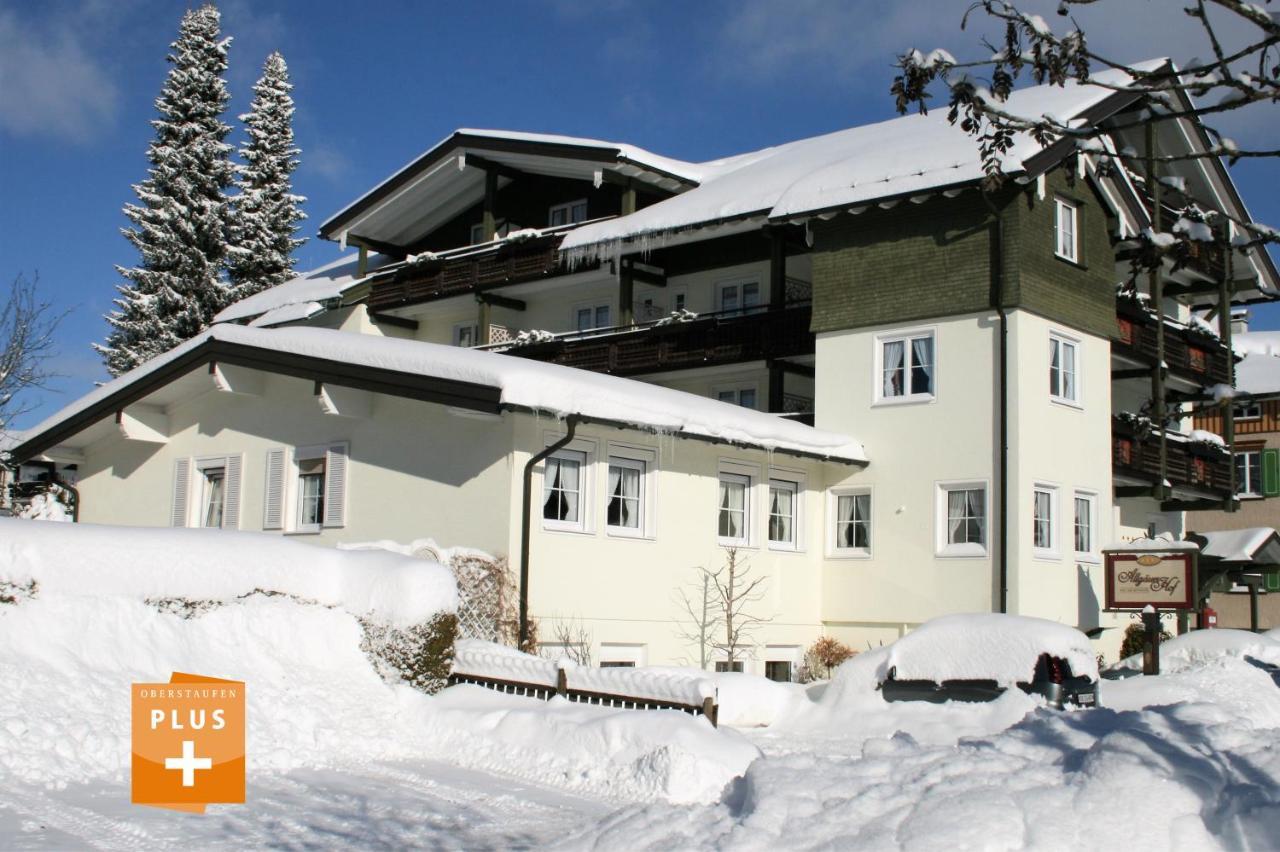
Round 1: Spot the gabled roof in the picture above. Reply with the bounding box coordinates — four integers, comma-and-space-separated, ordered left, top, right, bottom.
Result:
560, 63, 1164, 260
12, 325, 867, 466
317, 130, 717, 249
1191, 528, 1280, 565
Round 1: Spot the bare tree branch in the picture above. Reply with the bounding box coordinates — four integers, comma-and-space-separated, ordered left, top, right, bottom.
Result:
1, 273, 67, 438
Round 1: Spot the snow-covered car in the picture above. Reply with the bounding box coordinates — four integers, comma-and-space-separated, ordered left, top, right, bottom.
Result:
878, 614, 1099, 709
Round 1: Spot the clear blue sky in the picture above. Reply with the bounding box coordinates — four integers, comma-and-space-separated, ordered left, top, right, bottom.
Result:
2, 0, 1277, 427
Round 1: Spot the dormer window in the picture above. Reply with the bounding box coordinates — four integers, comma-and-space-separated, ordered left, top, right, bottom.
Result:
549, 199, 588, 227
1054, 197, 1078, 262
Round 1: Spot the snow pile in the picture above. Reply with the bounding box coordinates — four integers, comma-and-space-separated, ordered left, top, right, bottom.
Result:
22, 324, 867, 463
1188, 428, 1226, 447
213, 251, 395, 324
1193, 527, 1279, 562
0, 528, 756, 804
454, 639, 560, 687
1104, 533, 1199, 552
0, 519, 457, 628
882, 613, 1098, 685
339, 535, 494, 567
15, 494, 71, 522
1232, 331, 1280, 396
573, 659, 1280, 849
1113, 628, 1280, 674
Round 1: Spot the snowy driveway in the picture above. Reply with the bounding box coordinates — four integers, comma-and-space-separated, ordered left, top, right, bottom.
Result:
0, 759, 613, 850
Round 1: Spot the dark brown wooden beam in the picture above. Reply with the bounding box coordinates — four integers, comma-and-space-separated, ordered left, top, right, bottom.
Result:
768, 229, 786, 308
482, 169, 499, 242
629, 264, 665, 287
768, 363, 785, 413
349, 234, 410, 260
477, 291, 527, 311
619, 259, 634, 327
463, 152, 526, 182
1112, 368, 1154, 380
767, 359, 815, 378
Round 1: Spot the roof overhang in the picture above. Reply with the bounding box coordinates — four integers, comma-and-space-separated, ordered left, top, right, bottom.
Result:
319, 132, 698, 250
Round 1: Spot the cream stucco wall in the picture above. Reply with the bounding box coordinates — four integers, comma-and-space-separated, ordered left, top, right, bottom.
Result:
814, 312, 999, 644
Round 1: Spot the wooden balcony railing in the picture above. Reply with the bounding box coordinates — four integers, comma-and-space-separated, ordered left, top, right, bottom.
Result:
500, 304, 815, 377
1112, 416, 1233, 498
1113, 300, 1231, 386
367, 236, 581, 312
1124, 188, 1229, 282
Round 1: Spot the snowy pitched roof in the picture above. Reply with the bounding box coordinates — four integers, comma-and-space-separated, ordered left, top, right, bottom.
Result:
1192, 528, 1280, 565
560, 63, 1164, 259
1234, 332, 1280, 397
14, 325, 867, 465
214, 252, 394, 324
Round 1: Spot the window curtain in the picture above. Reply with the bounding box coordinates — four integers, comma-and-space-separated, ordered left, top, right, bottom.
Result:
1050, 340, 1061, 396
967, 489, 985, 543
883, 340, 905, 396
854, 494, 870, 548
1062, 343, 1076, 399
911, 337, 933, 394
947, 490, 966, 543
719, 480, 733, 537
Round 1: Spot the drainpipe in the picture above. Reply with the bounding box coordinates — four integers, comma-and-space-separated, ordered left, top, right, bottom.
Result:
518, 415, 580, 650
983, 192, 1010, 614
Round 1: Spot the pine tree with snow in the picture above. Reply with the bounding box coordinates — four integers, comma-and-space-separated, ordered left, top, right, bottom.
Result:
95, 4, 235, 377
227, 51, 307, 300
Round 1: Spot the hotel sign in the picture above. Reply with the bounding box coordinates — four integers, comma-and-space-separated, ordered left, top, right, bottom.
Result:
1104, 550, 1197, 610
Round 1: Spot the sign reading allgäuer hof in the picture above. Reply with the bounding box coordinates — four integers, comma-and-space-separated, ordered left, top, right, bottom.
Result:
1103, 545, 1198, 611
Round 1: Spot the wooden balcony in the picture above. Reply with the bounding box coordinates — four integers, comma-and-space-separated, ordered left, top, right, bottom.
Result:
1123, 188, 1228, 283
1112, 416, 1233, 500
366, 235, 582, 312
499, 304, 815, 377
1112, 300, 1231, 387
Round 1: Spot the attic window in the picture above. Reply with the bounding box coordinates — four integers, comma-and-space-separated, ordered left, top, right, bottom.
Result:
1054, 198, 1079, 262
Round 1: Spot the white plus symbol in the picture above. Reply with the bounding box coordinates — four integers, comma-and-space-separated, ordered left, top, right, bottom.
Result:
164, 740, 213, 788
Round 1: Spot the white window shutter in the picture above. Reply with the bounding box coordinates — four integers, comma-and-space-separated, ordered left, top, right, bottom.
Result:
323, 443, 348, 528
263, 448, 285, 530
222, 454, 243, 530
170, 458, 191, 527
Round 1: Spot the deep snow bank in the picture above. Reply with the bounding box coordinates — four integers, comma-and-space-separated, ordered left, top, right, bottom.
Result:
0, 522, 750, 803
0, 519, 457, 627
1113, 628, 1280, 674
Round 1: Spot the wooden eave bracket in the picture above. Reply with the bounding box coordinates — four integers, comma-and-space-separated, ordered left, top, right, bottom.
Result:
210, 362, 265, 396
115, 405, 169, 444
315, 382, 373, 419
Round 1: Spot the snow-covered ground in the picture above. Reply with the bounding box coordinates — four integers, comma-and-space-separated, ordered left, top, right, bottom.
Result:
3, 521, 1279, 849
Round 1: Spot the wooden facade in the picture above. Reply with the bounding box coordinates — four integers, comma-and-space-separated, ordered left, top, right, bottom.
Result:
1195, 398, 1280, 436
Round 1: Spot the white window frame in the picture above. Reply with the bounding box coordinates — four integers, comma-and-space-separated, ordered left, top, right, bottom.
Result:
713, 382, 760, 411
763, 645, 802, 683
541, 446, 592, 534
291, 445, 331, 533
1234, 401, 1262, 421
193, 455, 229, 529
766, 471, 804, 552
548, 198, 589, 228
716, 278, 763, 314
1236, 450, 1264, 498
829, 487, 872, 558
717, 460, 759, 548
935, 480, 989, 558
1049, 332, 1081, 407
599, 642, 646, 668
571, 301, 612, 332
669, 286, 689, 314
1054, 197, 1079, 262
1032, 483, 1060, 560
874, 328, 936, 406
605, 442, 656, 539
1073, 490, 1099, 562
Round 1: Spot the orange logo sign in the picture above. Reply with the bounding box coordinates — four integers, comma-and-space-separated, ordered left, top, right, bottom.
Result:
131, 672, 245, 812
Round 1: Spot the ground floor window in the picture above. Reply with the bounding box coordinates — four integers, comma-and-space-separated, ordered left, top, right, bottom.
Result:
764, 661, 792, 683
938, 482, 988, 556
543, 450, 585, 529
715, 660, 745, 673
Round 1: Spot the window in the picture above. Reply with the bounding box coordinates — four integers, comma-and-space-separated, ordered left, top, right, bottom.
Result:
543, 450, 585, 527
606, 457, 644, 532
296, 456, 326, 529
765, 661, 792, 683
715, 385, 758, 410
938, 482, 987, 556
1234, 401, 1262, 420
1033, 486, 1057, 555
453, 322, 479, 348
718, 280, 761, 314
1073, 492, 1096, 557
469, 219, 513, 244
1054, 197, 1078, 262
672, 290, 687, 312
718, 472, 751, 545
832, 490, 871, 556
1237, 450, 1263, 497
201, 467, 226, 528
574, 304, 611, 332
878, 331, 935, 402
768, 479, 797, 548
1049, 334, 1079, 404
548, 199, 588, 227
599, 661, 634, 668
715, 660, 745, 673
600, 643, 646, 668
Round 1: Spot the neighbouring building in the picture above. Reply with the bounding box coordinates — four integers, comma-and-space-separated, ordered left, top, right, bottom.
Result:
10, 61, 1279, 671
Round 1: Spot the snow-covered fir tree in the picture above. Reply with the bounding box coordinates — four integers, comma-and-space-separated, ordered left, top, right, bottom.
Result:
95, 4, 234, 377
227, 51, 307, 300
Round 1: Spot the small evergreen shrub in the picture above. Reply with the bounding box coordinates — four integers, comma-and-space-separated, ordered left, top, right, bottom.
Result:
0, 578, 37, 605
1118, 621, 1171, 660
361, 612, 459, 694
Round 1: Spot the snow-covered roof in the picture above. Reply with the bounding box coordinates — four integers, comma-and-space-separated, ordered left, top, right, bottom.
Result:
1104, 535, 1200, 552
1233, 331, 1280, 397
1193, 528, 1280, 564
213, 252, 394, 324
17, 324, 867, 464
561, 63, 1165, 260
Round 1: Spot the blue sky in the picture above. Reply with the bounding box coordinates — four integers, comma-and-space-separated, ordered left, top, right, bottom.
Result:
2, 0, 1277, 427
